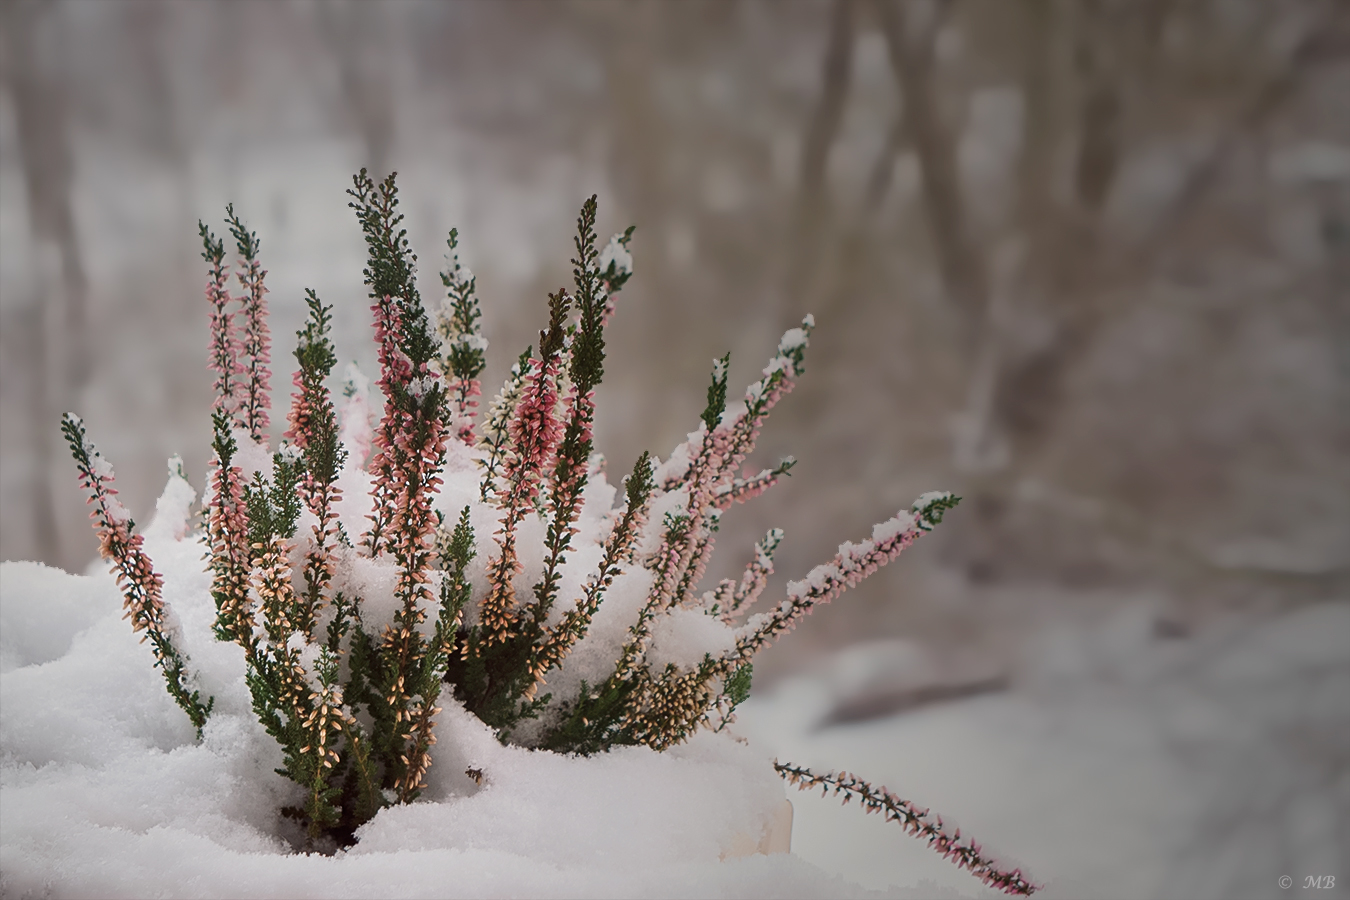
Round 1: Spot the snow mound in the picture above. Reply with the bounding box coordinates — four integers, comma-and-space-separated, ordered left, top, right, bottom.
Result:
0, 560, 928, 898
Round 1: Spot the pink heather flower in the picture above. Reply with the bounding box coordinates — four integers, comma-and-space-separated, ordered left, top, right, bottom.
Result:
731, 504, 927, 662
237, 255, 272, 442
205, 259, 244, 419
775, 761, 1036, 896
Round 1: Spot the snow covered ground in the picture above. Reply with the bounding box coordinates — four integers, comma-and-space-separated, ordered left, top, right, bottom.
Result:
4, 541, 1346, 899
740, 602, 1350, 900
1, 557, 923, 900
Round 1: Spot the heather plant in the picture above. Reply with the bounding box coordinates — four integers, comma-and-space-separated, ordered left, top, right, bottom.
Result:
63, 170, 1032, 892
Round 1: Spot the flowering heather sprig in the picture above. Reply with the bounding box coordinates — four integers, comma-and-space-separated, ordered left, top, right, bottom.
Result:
617, 508, 691, 679
713, 316, 813, 485
648, 431, 718, 614
650, 355, 737, 610
61, 414, 213, 737
731, 493, 960, 663
709, 527, 784, 621
286, 290, 347, 637
349, 168, 455, 799
479, 289, 570, 645
644, 352, 735, 617
295, 648, 357, 837
352, 168, 446, 563
477, 347, 532, 501
436, 228, 487, 444
714, 456, 796, 510
226, 205, 272, 443
643, 328, 809, 625
391, 506, 472, 800
250, 532, 351, 838
774, 761, 1037, 896
199, 222, 244, 420
362, 294, 407, 556
207, 412, 253, 644
529, 198, 613, 634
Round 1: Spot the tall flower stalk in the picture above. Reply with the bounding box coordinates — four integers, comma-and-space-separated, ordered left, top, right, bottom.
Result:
775, 761, 1037, 896
61, 414, 212, 737
285, 290, 347, 639
227, 204, 272, 443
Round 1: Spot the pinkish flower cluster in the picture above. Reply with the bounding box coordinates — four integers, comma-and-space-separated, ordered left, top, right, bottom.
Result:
616, 317, 814, 677
285, 291, 345, 638
199, 210, 272, 441
199, 225, 244, 417
731, 502, 933, 661
363, 293, 411, 557
206, 415, 252, 644
480, 298, 568, 645
228, 207, 272, 442
775, 761, 1038, 896
362, 288, 452, 769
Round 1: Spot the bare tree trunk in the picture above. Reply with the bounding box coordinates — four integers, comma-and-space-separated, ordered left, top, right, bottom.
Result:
875, 0, 988, 343
319, 0, 396, 177
2, 0, 86, 568
785, 0, 856, 313
597, 0, 690, 449
127, 0, 183, 164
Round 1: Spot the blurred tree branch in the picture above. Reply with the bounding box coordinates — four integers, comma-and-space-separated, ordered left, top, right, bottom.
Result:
1, 0, 86, 568
788, 0, 857, 310
875, 0, 989, 341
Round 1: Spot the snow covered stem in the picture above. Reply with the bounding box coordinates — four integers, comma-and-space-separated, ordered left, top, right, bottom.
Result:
61, 414, 213, 737
774, 761, 1037, 895
730, 493, 960, 664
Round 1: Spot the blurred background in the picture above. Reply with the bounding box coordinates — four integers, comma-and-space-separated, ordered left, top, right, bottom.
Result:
1, 1, 1347, 896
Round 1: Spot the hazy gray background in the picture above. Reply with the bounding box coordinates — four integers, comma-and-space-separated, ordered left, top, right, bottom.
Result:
2, 0, 1346, 682
2, 2, 1349, 896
